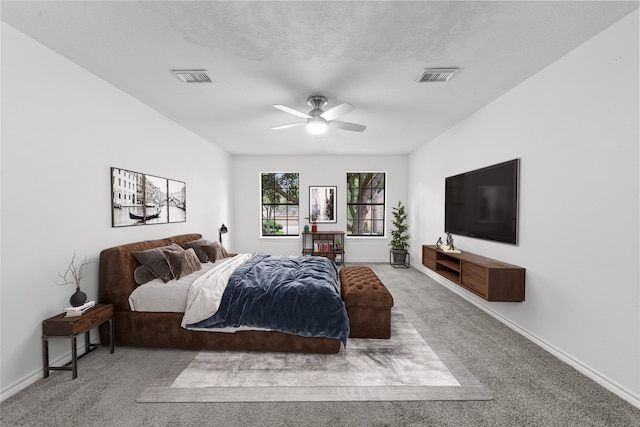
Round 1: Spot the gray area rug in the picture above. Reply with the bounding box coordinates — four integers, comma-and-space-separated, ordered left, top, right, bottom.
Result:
137, 305, 492, 402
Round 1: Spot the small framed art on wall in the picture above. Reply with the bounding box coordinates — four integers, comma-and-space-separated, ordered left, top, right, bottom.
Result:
309, 186, 337, 223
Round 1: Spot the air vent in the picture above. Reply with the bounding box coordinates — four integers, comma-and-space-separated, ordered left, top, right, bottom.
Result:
171, 70, 213, 83
416, 68, 458, 83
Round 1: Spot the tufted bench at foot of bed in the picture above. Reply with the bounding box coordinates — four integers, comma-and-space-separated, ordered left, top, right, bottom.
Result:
339, 266, 394, 339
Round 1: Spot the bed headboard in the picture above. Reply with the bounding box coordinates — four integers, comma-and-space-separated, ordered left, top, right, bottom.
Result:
98, 233, 202, 311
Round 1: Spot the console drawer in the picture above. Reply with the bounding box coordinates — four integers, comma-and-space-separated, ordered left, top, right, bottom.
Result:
422, 246, 436, 270
461, 262, 488, 296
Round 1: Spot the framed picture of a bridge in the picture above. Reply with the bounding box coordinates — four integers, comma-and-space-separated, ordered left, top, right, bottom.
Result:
111, 167, 186, 227
167, 179, 186, 223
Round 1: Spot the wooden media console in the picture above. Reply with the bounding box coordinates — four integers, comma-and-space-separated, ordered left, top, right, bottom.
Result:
422, 245, 525, 302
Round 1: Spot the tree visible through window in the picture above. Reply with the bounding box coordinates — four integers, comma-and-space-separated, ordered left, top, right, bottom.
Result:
261, 173, 299, 236
346, 172, 386, 236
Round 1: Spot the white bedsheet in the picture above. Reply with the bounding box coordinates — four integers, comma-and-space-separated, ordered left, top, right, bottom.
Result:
128, 254, 265, 333
181, 253, 253, 327
128, 261, 220, 312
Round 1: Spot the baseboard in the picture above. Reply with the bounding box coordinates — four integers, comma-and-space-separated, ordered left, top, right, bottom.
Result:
344, 259, 390, 264
415, 265, 640, 410
0, 339, 101, 402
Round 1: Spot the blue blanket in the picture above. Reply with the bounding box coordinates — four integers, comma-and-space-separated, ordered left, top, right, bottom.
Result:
188, 254, 349, 346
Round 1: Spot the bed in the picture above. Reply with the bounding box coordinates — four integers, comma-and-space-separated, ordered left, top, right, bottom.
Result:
98, 233, 348, 354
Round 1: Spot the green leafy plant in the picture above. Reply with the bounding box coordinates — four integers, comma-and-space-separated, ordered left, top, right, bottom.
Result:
389, 201, 410, 251
262, 220, 283, 233
304, 213, 318, 223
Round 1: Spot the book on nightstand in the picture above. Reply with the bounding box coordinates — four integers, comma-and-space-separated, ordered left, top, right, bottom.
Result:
64, 300, 96, 317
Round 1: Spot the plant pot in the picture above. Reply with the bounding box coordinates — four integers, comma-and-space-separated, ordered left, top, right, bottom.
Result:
70, 287, 87, 307
391, 249, 407, 266
311, 222, 317, 232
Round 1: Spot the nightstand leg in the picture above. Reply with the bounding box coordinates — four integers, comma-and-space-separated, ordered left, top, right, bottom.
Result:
109, 317, 114, 354
71, 335, 78, 379
84, 331, 90, 353
42, 336, 49, 379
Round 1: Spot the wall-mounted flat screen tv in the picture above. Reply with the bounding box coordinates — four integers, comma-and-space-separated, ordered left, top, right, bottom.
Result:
445, 159, 520, 245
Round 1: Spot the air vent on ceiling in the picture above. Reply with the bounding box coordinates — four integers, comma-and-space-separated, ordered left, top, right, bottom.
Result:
416, 68, 458, 83
172, 69, 214, 83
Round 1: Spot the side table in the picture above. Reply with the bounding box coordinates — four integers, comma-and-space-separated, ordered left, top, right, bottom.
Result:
42, 303, 114, 379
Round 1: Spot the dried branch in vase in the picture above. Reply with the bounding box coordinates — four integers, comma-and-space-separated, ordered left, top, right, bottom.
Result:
56, 252, 93, 289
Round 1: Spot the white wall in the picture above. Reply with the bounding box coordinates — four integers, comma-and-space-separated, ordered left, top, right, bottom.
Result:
232, 155, 408, 262
409, 11, 639, 405
0, 24, 232, 399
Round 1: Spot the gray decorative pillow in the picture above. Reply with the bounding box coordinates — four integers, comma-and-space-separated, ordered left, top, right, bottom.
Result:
133, 265, 157, 285
214, 241, 229, 258
180, 238, 212, 263
163, 248, 202, 280
201, 241, 229, 262
132, 243, 184, 283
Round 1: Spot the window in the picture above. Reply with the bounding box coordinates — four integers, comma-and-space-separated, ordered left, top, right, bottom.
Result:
346, 172, 386, 236
261, 173, 299, 236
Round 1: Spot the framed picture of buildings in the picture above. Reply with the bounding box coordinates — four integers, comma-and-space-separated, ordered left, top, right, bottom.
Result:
309, 186, 337, 223
111, 167, 186, 227
168, 179, 186, 223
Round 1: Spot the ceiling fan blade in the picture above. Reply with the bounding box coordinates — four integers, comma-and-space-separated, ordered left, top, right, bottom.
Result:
320, 102, 354, 121
329, 120, 366, 132
273, 104, 311, 119
271, 122, 307, 130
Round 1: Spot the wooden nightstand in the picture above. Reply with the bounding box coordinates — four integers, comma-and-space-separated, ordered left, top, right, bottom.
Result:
42, 303, 114, 379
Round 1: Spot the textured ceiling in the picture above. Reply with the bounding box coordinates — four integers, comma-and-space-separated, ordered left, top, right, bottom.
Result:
2, 1, 637, 155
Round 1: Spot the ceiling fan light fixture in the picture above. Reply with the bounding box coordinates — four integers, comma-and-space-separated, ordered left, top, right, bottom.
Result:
273, 93, 365, 134
307, 117, 328, 135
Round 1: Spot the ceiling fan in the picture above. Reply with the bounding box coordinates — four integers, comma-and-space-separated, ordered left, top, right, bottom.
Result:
272, 95, 366, 135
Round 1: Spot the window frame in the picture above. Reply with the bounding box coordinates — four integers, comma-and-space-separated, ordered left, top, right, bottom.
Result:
346, 172, 387, 238
260, 172, 300, 238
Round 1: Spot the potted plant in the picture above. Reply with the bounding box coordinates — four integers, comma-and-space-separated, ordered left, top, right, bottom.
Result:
389, 200, 410, 267
56, 252, 93, 306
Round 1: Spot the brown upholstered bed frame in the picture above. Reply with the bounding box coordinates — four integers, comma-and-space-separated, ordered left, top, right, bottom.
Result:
98, 233, 341, 353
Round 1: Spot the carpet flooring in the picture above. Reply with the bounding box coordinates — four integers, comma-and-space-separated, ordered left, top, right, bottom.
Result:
137, 308, 492, 402
1, 264, 639, 426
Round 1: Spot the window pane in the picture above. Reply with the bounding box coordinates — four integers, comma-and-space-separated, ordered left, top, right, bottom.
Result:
371, 204, 384, 220
362, 187, 373, 203
371, 219, 385, 235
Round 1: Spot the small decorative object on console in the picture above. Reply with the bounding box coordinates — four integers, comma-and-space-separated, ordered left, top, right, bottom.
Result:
442, 233, 461, 253
56, 252, 93, 307
64, 300, 96, 317
436, 237, 443, 249
446, 233, 454, 249
304, 213, 319, 233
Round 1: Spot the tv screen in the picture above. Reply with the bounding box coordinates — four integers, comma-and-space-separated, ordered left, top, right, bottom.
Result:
445, 159, 519, 245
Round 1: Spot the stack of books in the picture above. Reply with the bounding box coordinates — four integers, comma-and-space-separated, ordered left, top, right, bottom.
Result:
64, 300, 96, 317
314, 241, 334, 252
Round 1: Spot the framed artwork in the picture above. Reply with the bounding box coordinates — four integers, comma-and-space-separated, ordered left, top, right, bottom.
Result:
111, 167, 186, 227
309, 186, 337, 223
